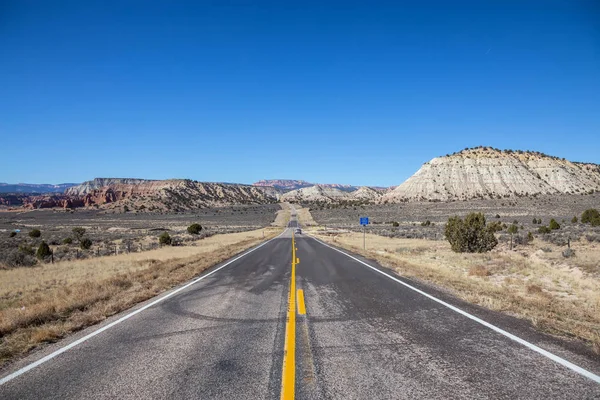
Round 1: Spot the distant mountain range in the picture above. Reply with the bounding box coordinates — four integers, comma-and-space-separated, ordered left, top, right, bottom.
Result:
2, 148, 598, 211
0, 183, 78, 193
252, 179, 385, 192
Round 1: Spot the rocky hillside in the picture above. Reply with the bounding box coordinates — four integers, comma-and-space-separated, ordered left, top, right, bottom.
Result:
280, 185, 381, 203
253, 179, 358, 192
2, 179, 279, 212
253, 179, 313, 191
382, 147, 600, 203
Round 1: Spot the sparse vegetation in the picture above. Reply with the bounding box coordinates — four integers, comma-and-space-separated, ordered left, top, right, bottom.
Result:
392, 221, 399, 227
159, 232, 172, 246
581, 208, 600, 226
80, 237, 92, 250
29, 229, 41, 238
538, 226, 551, 234
187, 223, 203, 235
62, 237, 73, 245
444, 213, 498, 253
572, 216, 578, 223
549, 219, 560, 230
9, 231, 16, 238
72, 227, 86, 241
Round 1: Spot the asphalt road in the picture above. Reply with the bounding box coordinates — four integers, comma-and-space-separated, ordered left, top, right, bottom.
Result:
1, 218, 599, 399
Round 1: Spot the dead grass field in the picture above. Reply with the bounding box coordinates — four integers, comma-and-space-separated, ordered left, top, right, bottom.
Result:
272, 203, 291, 227
309, 227, 600, 353
296, 206, 317, 226
0, 227, 282, 367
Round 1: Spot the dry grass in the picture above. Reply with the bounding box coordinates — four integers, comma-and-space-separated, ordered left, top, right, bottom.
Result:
296, 206, 317, 226
0, 227, 282, 366
309, 227, 600, 353
272, 203, 291, 227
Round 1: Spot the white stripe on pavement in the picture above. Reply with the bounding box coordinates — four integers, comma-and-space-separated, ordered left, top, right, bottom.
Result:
0, 229, 288, 386
311, 236, 600, 385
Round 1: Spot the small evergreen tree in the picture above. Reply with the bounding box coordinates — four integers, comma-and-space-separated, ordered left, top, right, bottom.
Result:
549, 219, 560, 230
445, 213, 498, 253
571, 216, 578, 223
29, 229, 41, 238
80, 237, 92, 250
159, 232, 172, 246
187, 223, 203, 235
36, 241, 52, 260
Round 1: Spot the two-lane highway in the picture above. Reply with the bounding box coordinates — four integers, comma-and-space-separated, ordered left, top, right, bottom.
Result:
1, 217, 599, 399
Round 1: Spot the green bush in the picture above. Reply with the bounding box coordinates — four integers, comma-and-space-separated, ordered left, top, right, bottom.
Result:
421, 220, 431, 227
392, 221, 399, 227
507, 224, 518, 235
487, 221, 503, 232
36, 241, 52, 260
444, 213, 498, 253
63, 237, 73, 245
549, 219, 560, 230
581, 209, 600, 226
9, 231, 17, 238
19, 244, 35, 256
532, 218, 537, 224
159, 232, 172, 246
72, 227, 86, 241
527, 231, 534, 242
29, 229, 41, 238
80, 237, 92, 250
187, 223, 203, 235
538, 226, 551, 234
571, 216, 578, 223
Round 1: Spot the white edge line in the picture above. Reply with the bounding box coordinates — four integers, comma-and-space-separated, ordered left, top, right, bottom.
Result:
309, 235, 600, 385
0, 228, 288, 386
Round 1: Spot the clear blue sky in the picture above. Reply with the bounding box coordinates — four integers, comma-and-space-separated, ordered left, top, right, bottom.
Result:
1, 1, 599, 187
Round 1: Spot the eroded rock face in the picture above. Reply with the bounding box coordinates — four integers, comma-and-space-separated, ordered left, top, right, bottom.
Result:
382, 148, 600, 203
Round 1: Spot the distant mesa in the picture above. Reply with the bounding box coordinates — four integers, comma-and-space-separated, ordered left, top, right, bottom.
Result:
381, 147, 600, 203
0, 182, 78, 194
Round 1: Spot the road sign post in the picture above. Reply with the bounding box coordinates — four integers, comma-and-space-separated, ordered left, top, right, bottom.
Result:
360, 217, 369, 250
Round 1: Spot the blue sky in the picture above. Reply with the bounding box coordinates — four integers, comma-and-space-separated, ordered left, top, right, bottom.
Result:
1, 1, 599, 187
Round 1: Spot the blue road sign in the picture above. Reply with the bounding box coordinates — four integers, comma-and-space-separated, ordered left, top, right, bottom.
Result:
360, 217, 369, 226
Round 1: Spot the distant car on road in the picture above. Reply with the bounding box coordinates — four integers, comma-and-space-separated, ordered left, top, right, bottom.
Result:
295, 228, 302, 235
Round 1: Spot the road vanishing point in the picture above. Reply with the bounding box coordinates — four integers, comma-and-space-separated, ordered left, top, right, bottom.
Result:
1, 215, 599, 399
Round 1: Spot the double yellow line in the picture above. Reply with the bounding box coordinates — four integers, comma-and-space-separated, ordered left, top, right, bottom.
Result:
280, 232, 302, 399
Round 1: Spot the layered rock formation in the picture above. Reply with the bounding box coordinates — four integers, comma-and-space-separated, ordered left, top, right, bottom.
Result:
382, 148, 600, 202
280, 185, 381, 203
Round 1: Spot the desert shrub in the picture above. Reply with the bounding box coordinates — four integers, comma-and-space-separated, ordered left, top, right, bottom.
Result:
159, 232, 172, 246
72, 227, 86, 241
532, 218, 537, 224
495, 214, 500, 219
527, 231, 534, 242
36, 241, 52, 260
507, 224, 518, 235
572, 216, 578, 223
4, 250, 37, 267
562, 248, 575, 258
549, 219, 560, 230
187, 223, 203, 235
392, 221, 399, 227
421, 220, 431, 227
9, 231, 17, 238
29, 229, 41, 238
80, 237, 92, 250
63, 237, 73, 245
538, 226, 551, 234
444, 213, 498, 253
18, 244, 35, 256
581, 209, 600, 224
487, 221, 503, 232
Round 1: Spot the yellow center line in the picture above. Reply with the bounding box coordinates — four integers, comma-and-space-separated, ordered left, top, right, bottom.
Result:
297, 290, 306, 315
281, 232, 297, 400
